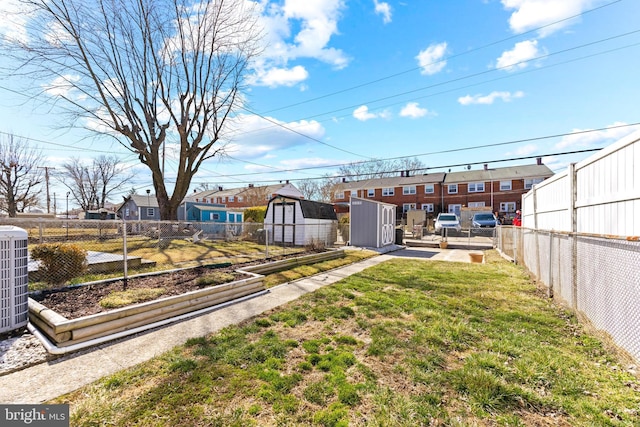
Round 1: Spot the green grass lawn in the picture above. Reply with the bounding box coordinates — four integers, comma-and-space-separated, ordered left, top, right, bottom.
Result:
52, 251, 640, 426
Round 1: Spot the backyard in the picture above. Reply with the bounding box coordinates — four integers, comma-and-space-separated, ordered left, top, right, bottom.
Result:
51, 251, 640, 426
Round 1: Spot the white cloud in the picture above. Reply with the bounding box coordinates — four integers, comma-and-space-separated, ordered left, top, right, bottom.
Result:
373, 0, 392, 24
249, 0, 349, 88
42, 75, 81, 97
250, 65, 309, 88
278, 157, 338, 169
495, 39, 541, 71
555, 122, 640, 150
507, 143, 539, 157
399, 102, 430, 119
458, 91, 524, 105
353, 105, 390, 121
502, 0, 593, 38
223, 114, 325, 160
416, 42, 448, 75
0, 0, 30, 43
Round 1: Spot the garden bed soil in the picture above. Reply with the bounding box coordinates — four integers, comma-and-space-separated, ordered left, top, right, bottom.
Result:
30, 252, 318, 320
31, 265, 252, 320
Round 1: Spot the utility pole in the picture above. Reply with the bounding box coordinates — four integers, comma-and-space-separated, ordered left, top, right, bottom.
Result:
38, 166, 55, 213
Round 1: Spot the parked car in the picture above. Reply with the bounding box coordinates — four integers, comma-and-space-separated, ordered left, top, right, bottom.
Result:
472, 213, 498, 228
434, 213, 461, 234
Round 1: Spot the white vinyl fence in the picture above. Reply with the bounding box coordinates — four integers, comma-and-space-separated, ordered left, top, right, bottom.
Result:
499, 130, 640, 362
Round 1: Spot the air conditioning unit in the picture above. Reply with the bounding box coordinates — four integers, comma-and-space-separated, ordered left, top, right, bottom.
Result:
0, 226, 29, 334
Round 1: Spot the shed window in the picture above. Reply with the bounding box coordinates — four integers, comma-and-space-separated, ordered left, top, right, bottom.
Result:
146, 208, 155, 217
211, 213, 220, 220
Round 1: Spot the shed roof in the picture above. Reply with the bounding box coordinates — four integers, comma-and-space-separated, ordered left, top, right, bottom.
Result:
270, 196, 337, 220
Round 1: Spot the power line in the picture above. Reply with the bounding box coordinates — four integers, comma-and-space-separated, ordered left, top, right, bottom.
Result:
193, 122, 640, 180
259, 0, 623, 115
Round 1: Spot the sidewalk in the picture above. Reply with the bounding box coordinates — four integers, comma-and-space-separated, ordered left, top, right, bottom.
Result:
0, 246, 479, 404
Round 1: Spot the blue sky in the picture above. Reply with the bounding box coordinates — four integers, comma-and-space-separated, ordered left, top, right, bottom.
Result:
1, 0, 639, 208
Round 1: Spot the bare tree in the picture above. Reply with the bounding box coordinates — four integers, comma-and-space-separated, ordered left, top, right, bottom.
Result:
59, 156, 133, 211
7, 0, 263, 219
337, 157, 426, 180
0, 134, 44, 217
241, 185, 270, 206
296, 179, 321, 201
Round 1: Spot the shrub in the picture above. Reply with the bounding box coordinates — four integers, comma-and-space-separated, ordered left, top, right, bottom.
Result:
31, 243, 88, 285
244, 206, 267, 222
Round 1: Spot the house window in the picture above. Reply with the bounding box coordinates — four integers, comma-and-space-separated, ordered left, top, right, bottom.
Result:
500, 202, 516, 212
421, 203, 434, 212
229, 196, 234, 202
403, 203, 417, 213
222, 197, 226, 202
424, 184, 434, 194
468, 202, 485, 208
403, 185, 416, 195
211, 213, 220, 220
448, 184, 458, 194
238, 196, 244, 202
367, 189, 375, 197
500, 181, 512, 191
382, 187, 394, 196
448, 204, 461, 215
524, 178, 544, 189
468, 182, 485, 193
146, 208, 155, 217
335, 191, 345, 200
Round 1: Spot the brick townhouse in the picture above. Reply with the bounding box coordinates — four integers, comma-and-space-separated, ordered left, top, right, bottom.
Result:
332, 159, 553, 221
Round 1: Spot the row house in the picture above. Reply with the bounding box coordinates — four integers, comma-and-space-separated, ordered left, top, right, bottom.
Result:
185, 182, 303, 209
332, 160, 553, 220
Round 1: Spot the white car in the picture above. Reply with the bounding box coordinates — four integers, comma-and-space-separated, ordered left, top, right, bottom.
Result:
434, 213, 461, 233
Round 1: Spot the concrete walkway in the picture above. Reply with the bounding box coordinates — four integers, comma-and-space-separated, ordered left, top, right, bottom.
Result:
0, 246, 480, 404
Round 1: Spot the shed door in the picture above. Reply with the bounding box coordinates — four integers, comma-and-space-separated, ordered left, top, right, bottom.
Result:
381, 206, 394, 246
272, 202, 296, 244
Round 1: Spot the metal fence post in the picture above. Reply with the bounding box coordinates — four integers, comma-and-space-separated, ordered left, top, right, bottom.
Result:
547, 231, 553, 298
122, 219, 128, 288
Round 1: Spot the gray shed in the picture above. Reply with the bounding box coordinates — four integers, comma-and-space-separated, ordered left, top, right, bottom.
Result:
264, 196, 337, 246
349, 196, 396, 248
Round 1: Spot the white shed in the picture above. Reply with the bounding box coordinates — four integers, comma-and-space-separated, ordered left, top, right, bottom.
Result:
349, 196, 396, 248
264, 196, 338, 246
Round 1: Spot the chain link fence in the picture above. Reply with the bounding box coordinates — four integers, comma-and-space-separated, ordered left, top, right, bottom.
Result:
0, 218, 348, 292
497, 226, 640, 362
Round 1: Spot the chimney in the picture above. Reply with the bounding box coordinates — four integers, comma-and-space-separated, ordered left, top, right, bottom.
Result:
536, 157, 542, 165
218, 186, 223, 191
400, 171, 405, 177
342, 177, 346, 183
248, 183, 254, 188
405, 170, 410, 177
286, 180, 289, 184
484, 164, 488, 170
